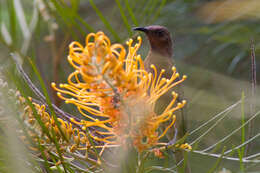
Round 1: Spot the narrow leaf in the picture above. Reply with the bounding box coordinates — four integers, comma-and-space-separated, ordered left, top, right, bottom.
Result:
123, 0, 138, 26
89, 0, 121, 42
1, 23, 13, 45
7, 0, 17, 45
152, 0, 168, 22
115, 0, 132, 36
14, 0, 30, 39
241, 91, 245, 156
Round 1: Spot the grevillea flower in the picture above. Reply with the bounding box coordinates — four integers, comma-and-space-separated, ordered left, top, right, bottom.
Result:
19, 96, 90, 155
52, 31, 187, 152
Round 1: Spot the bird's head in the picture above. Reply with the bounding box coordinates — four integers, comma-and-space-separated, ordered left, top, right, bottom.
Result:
133, 25, 173, 57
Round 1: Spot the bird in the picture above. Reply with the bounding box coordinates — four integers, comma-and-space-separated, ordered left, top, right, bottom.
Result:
133, 25, 191, 173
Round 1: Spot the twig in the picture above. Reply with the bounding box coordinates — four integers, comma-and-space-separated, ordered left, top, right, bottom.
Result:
189, 99, 241, 136
13, 54, 46, 103
245, 40, 256, 156
224, 133, 260, 155
51, 32, 70, 106
11, 53, 105, 138
245, 39, 257, 156
192, 149, 260, 163
244, 152, 260, 160
190, 105, 234, 145
202, 110, 260, 152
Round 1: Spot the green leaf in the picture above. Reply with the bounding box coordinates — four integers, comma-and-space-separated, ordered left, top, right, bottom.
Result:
152, 0, 168, 22
89, 0, 121, 42
7, 0, 17, 46
240, 91, 245, 156
237, 149, 245, 172
207, 146, 226, 173
123, 0, 138, 26
37, 139, 54, 173
20, 57, 69, 172
115, 0, 132, 36
13, 0, 30, 39
1, 23, 13, 46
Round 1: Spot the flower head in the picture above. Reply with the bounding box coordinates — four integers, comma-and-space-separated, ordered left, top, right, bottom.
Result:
52, 32, 187, 151
19, 96, 90, 156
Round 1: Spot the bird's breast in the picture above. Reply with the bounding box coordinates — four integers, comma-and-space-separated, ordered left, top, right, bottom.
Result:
144, 51, 174, 79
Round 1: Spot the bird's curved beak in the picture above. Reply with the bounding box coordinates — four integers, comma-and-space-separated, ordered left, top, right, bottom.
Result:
132, 27, 148, 33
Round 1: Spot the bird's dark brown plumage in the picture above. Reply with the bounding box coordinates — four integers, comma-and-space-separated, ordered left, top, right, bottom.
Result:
133, 25, 173, 78
134, 25, 191, 173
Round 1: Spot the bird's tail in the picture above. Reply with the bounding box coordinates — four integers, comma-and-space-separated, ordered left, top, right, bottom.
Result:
174, 105, 191, 173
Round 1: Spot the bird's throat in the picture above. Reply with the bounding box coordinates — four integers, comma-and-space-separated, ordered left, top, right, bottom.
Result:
144, 51, 174, 79
150, 46, 173, 58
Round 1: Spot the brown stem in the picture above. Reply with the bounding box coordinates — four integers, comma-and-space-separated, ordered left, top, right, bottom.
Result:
51, 32, 70, 107
245, 39, 257, 156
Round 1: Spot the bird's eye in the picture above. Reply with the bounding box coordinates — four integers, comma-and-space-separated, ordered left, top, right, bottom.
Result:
156, 30, 164, 37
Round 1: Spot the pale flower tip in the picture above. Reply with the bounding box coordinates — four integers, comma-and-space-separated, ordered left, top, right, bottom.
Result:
173, 92, 178, 97
59, 84, 64, 88
161, 69, 165, 73
51, 82, 56, 87
171, 66, 176, 71
82, 126, 86, 131
162, 77, 166, 81
182, 100, 187, 104
150, 64, 155, 68
183, 75, 187, 79
176, 73, 180, 77
137, 36, 141, 41
97, 159, 102, 165
70, 118, 74, 121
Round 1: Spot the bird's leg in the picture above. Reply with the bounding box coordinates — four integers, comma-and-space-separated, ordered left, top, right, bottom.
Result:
167, 126, 178, 146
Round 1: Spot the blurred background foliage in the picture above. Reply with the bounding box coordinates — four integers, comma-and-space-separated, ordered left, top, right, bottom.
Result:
0, 0, 260, 172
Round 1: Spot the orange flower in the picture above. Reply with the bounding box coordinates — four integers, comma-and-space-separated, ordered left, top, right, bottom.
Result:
20, 96, 90, 155
52, 32, 187, 151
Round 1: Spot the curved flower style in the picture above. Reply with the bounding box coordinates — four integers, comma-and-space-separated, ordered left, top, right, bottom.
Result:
19, 96, 90, 155
52, 32, 187, 151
